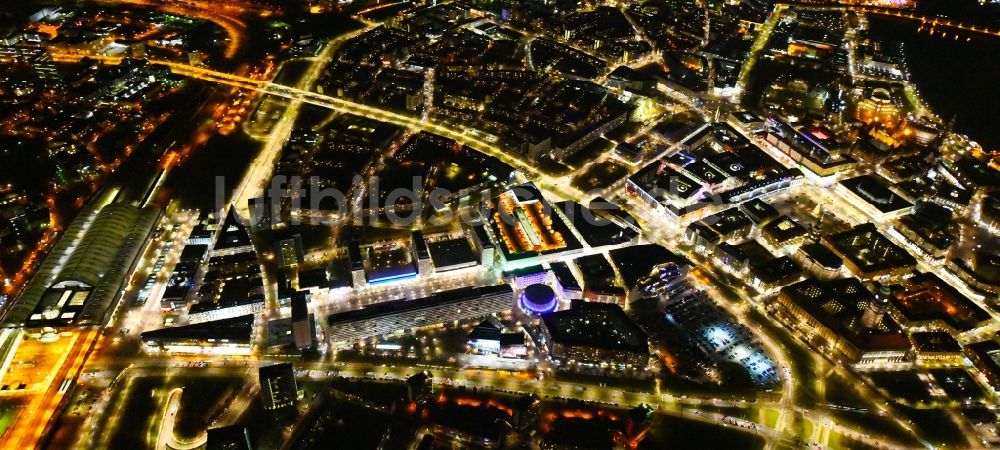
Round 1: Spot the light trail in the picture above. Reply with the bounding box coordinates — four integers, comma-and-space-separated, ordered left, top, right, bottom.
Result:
136, 57, 543, 179
155, 388, 206, 450
43, 10, 979, 444
779, 2, 1000, 39
3, 329, 98, 449
856, 6, 1000, 38
98, 0, 253, 58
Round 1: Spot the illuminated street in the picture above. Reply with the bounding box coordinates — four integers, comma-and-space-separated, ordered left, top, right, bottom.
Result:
0, 1, 999, 449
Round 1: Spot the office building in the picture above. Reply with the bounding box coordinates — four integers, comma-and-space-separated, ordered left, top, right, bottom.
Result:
822, 223, 916, 280
275, 233, 304, 269
794, 243, 844, 280
467, 222, 496, 268
247, 196, 273, 233
967, 341, 1000, 392
141, 315, 255, 355
411, 231, 432, 275
348, 241, 366, 288
260, 363, 298, 410
291, 291, 317, 350
187, 295, 265, 324
538, 300, 649, 368
549, 261, 582, 300
427, 237, 478, 273
910, 331, 964, 365
211, 209, 255, 258
325, 284, 514, 345
777, 278, 910, 364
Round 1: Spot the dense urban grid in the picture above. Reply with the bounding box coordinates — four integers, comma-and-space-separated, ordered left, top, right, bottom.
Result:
0, 0, 998, 449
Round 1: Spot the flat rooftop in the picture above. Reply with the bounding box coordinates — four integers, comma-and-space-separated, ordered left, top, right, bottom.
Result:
799, 243, 843, 270
780, 278, 909, 351
327, 284, 513, 326
762, 216, 808, 244
485, 184, 580, 260
542, 300, 648, 354
141, 314, 255, 344
573, 254, 616, 287
427, 237, 478, 270
840, 175, 912, 214
189, 294, 263, 315
555, 200, 636, 247
890, 273, 990, 332
365, 244, 416, 283
824, 223, 916, 275
609, 244, 687, 290
550, 261, 581, 291
911, 331, 962, 354
628, 162, 701, 204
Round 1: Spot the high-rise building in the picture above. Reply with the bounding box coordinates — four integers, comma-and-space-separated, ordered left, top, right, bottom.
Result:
411, 231, 432, 275
406, 371, 432, 402
275, 233, 304, 269
247, 196, 273, 233
259, 363, 298, 410
467, 223, 496, 268
348, 241, 366, 288
291, 291, 316, 350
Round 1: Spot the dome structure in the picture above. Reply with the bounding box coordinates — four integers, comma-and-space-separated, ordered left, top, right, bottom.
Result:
519, 283, 557, 315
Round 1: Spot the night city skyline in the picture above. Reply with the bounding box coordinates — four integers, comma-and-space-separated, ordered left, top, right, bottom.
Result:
0, 0, 999, 449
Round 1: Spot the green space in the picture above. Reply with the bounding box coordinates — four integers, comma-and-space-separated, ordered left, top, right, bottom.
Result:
0, 401, 20, 442
639, 413, 765, 450
866, 371, 933, 404
896, 406, 967, 448
564, 137, 616, 168
360, 2, 414, 22
823, 372, 871, 410
293, 104, 336, 131
571, 161, 628, 191
605, 121, 645, 142
328, 378, 408, 407
827, 429, 843, 450
746, 308, 819, 408
161, 132, 263, 209
928, 368, 986, 402
106, 376, 167, 449
102, 375, 261, 449
274, 60, 314, 87
174, 376, 247, 441
826, 410, 923, 448
840, 436, 879, 450
799, 417, 814, 441
537, 157, 573, 177
763, 408, 780, 428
